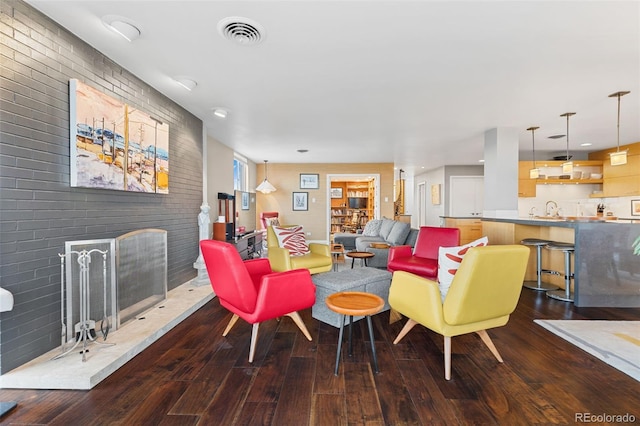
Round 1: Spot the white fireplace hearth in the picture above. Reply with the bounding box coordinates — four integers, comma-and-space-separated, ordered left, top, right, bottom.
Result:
0, 281, 214, 390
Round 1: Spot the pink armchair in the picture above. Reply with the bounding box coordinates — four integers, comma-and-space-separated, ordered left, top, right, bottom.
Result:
200, 239, 316, 362
387, 226, 460, 280
260, 211, 279, 230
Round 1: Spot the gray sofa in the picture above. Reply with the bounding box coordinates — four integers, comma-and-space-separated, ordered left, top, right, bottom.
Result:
333, 218, 419, 268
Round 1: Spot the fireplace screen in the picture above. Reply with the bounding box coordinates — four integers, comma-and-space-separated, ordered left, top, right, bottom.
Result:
62, 229, 167, 346
115, 229, 167, 325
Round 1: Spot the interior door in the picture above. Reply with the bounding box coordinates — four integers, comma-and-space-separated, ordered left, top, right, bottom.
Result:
417, 181, 426, 226
450, 176, 484, 216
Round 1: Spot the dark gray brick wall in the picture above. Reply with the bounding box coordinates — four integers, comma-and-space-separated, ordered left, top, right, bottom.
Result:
0, 0, 204, 373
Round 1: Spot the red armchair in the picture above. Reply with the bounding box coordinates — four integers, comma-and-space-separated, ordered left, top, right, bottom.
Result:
200, 239, 316, 362
387, 226, 460, 280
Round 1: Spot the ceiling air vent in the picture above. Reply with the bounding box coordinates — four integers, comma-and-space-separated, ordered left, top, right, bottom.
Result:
217, 17, 265, 45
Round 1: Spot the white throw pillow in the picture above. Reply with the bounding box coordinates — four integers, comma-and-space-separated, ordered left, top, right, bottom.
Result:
273, 225, 310, 256
437, 236, 489, 302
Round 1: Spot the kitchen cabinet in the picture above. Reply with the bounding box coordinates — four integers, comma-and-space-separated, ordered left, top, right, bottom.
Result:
445, 218, 483, 245
517, 160, 603, 198
589, 141, 640, 197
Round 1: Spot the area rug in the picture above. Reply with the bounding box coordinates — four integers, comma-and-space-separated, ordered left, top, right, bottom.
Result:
534, 320, 640, 382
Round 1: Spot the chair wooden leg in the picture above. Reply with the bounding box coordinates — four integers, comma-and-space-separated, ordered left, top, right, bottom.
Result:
223, 314, 239, 337
476, 330, 503, 363
393, 318, 418, 344
249, 323, 260, 363
444, 335, 451, 381
286, 311, 312, 341
388, 308, 403, 324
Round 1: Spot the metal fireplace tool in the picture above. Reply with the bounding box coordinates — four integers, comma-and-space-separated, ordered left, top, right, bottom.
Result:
54, 248, 114, 362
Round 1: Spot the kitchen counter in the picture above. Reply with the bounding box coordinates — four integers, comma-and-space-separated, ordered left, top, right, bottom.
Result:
480, 217, 640, 307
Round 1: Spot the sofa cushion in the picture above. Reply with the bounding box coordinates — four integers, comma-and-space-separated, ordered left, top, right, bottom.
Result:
437, 236, 489, 302
386, 221, 411, 245
333, 233, 359, 250
356, 236, 386, 252
362, 219, 383, 236
379, 219, 396, 240
273, 225, 310, 256
405, 228, 419, 247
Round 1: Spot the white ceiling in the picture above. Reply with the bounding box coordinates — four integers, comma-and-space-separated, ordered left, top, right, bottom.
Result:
27, 0, 640, 176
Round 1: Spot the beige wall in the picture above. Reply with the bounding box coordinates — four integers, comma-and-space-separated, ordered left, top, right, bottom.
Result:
255, 163, 395, 241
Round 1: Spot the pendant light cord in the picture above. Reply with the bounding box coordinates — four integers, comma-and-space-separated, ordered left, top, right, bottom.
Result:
608, 90, 630, 154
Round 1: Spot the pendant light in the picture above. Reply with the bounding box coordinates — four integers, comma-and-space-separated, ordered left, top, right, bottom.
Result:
560, 112, 576, 175
608, 90, 630, 166
527, 126, 540, 179
256, 160, 276, 194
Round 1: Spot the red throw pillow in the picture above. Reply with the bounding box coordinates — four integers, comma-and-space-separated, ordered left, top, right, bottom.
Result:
273, 225, 310, 256
437, 236, 489, 302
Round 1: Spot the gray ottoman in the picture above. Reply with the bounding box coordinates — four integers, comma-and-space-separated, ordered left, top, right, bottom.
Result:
311, 267, 392, 327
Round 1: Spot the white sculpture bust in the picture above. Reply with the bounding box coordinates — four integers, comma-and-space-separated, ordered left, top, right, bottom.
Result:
198, 204, 211, 241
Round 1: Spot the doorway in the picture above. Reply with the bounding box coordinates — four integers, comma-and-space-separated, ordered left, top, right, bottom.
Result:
326, 174, 380, 241
417, 181, 427, 226
449, 176, 484, 217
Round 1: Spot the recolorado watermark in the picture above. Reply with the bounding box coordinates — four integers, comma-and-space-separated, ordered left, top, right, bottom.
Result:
575, 412, 636, 423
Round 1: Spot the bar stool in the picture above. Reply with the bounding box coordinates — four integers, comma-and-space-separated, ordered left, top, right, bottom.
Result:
520, 238, 559, 291
545, 242, 575, 302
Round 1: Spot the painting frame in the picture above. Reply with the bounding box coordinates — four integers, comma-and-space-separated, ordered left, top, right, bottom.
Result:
241, 192, 250, 210
330, 187, 343, 199
300, 173, 319, 189
292, 192, 309, 211
631, 200, 640, 216
69, 79, 169, 193
431, 184, 441, 205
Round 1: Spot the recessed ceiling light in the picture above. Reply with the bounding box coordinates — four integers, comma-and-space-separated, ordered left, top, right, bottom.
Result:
479, 159, 485, 163
297, 149, 308, 153
212, 108, 228, 118
102, 16, 141, 42
580, 143, 592, 147
175, 77, 197, 91
548, 134, 566, 139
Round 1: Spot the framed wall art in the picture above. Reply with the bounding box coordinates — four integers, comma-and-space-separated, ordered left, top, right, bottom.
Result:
300, 173, 319, 189
632, 200, 640, 216
241, 192, 250, 210
69, 79, 169, 193
292, 192, 308, 211
330, 187, 343, 199
431, 184, 441, 205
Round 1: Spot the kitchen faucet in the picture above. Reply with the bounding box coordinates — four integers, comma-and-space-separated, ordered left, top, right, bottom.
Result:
545, 200, 558, 217
528, 206, 537, 218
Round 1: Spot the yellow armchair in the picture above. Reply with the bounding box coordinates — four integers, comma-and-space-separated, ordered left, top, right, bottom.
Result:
267, 225, 332, 274
389, 245, 529, 380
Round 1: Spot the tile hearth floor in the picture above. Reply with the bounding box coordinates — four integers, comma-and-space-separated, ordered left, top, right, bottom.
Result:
0, 281, 215, 391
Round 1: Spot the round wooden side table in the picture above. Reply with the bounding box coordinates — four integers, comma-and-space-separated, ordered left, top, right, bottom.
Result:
345, 251, 375, 268
325, 291, 385, 375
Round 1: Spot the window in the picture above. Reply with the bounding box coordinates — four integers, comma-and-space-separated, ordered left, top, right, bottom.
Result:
233, 154, 249, 191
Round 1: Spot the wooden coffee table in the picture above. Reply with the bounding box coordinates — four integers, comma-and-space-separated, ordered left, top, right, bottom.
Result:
345, 251, 374, 268
325, 291, 384, 375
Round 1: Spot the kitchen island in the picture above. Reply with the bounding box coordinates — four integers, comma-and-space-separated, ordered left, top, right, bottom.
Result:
480, 217, 640, 307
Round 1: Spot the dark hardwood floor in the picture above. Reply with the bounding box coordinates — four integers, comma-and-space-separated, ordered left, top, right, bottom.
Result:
1, 288, 639, 425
